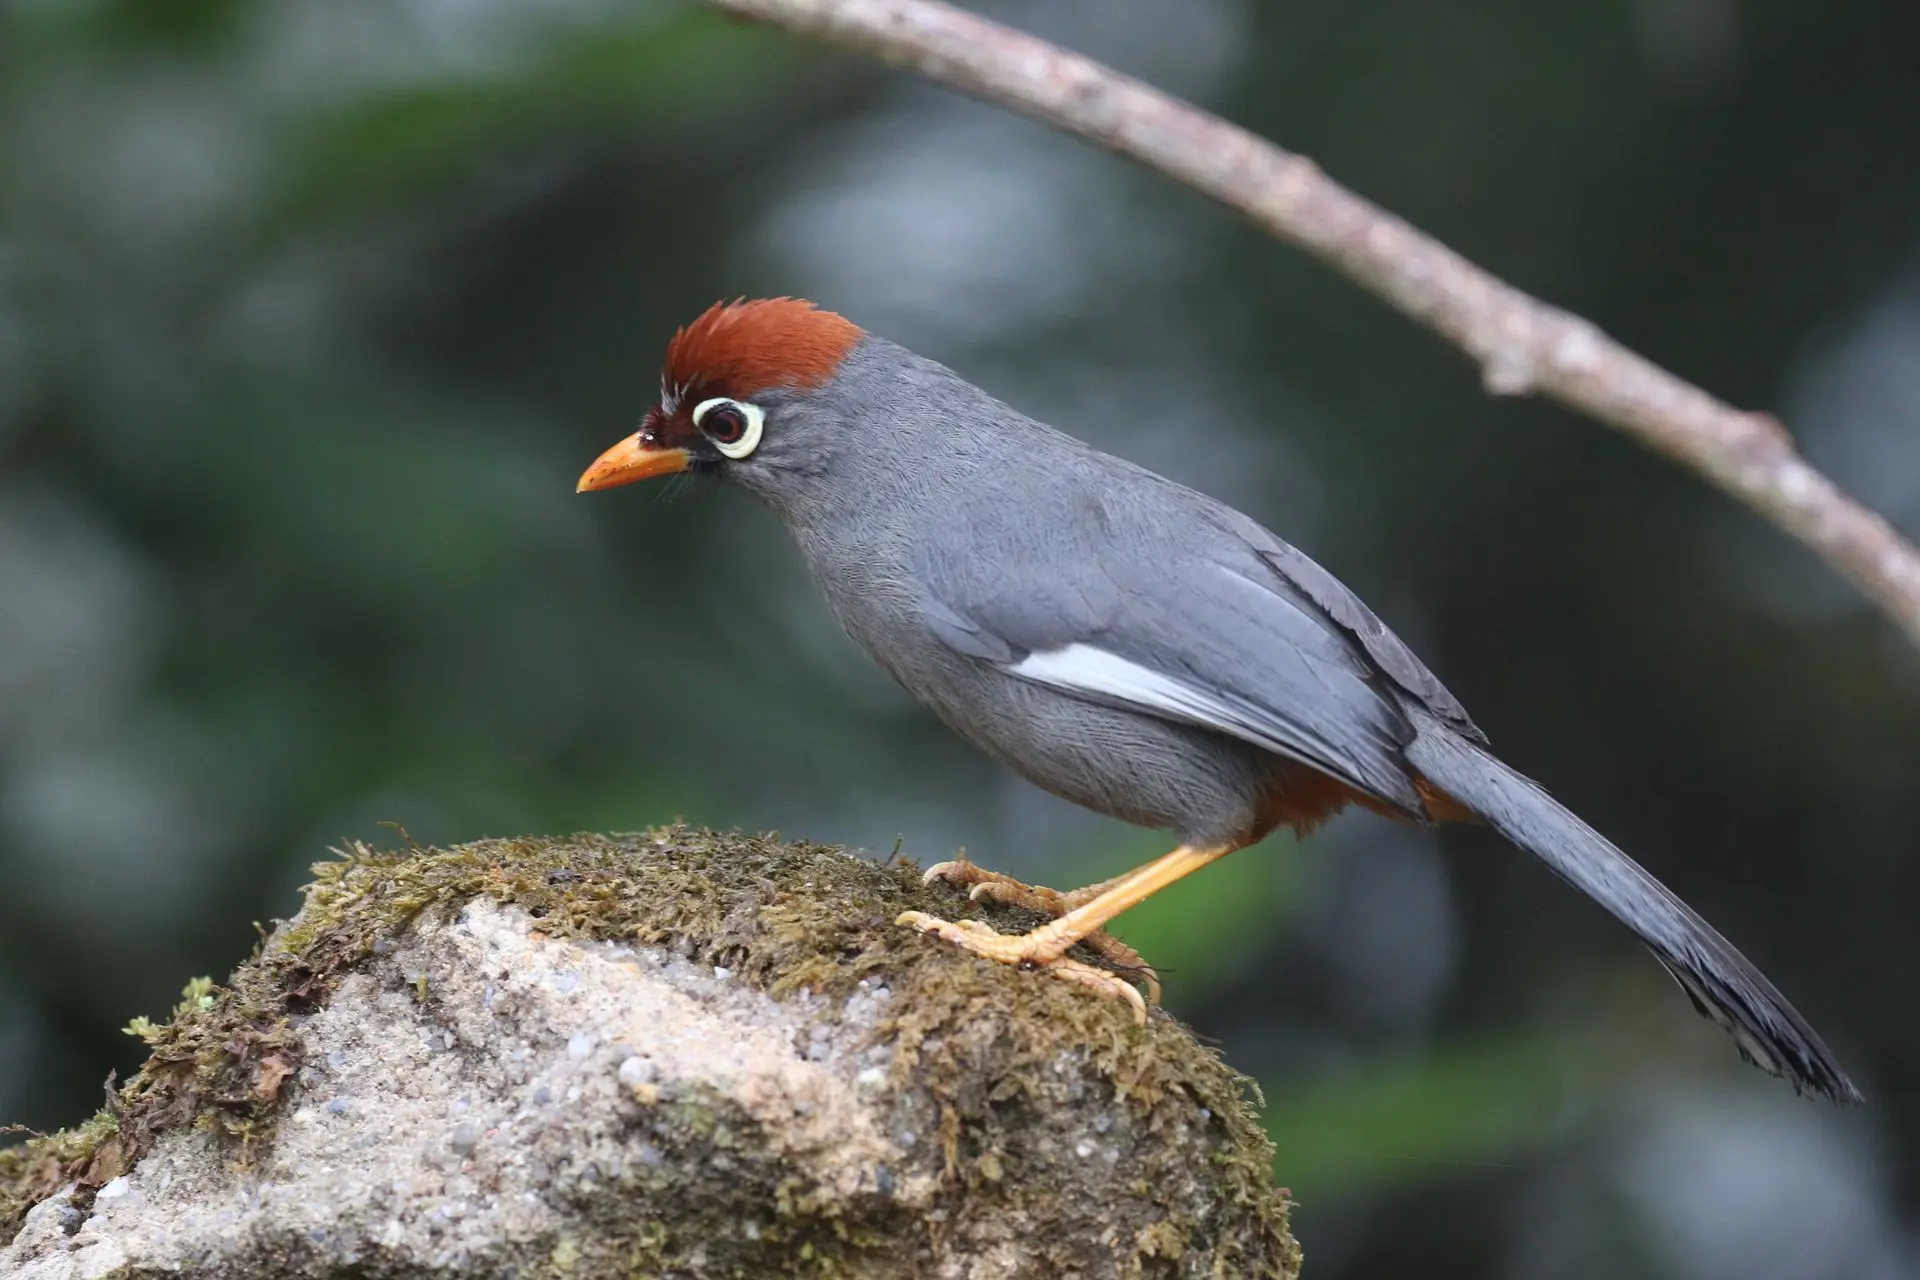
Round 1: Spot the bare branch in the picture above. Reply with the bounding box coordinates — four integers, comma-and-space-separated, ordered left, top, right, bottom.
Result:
704, 0, 1920, 644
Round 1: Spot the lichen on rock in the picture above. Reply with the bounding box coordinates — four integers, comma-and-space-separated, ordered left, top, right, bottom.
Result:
0, 827, 1299, 1278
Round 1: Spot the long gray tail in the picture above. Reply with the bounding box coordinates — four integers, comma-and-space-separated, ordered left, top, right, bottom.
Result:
1403, 712, 1860, 1104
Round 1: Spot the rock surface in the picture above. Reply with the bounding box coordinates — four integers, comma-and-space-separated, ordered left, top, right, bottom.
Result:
0, 829, 1298, 1278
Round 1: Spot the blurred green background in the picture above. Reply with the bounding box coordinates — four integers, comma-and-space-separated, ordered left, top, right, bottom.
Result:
2, 0, 1917, 1275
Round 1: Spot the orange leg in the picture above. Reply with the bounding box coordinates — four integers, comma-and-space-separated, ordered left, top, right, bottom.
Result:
899, 844, 1239, 1023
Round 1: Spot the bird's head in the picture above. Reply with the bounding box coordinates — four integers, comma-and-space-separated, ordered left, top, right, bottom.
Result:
576, 297, 866, 500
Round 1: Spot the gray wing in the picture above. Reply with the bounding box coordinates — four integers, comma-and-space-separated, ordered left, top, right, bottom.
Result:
912, 478, 1476, 815
1231, 518, 1485, 744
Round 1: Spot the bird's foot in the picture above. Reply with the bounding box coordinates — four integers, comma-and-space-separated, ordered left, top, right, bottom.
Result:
893, 911, 1150, 1023
919, 860, 1161, 1001
908, 856, 1161, 1014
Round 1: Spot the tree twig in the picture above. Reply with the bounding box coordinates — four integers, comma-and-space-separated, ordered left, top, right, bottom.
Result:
702, 0, 1920, 645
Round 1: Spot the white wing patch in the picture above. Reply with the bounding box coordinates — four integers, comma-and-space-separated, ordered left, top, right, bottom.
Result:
1013, 644, 1222, 724
1009, 643, 1334, 775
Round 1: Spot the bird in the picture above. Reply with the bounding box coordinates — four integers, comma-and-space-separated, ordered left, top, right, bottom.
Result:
577, 296, 1860, 1104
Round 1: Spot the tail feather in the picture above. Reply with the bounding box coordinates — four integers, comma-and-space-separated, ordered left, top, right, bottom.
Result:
1404, 713, 1861, 1104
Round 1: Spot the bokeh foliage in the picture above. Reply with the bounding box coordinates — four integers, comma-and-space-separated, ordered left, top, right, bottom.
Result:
2, 1, 1917, 1277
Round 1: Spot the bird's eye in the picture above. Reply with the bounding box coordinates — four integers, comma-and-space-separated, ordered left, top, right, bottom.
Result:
691, 397, 764, 460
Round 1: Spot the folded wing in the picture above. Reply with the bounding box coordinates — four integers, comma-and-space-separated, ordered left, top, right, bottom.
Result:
912, 485, 1465, 815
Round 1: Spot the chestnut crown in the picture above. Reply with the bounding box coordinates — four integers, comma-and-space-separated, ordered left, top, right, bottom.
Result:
577, 297, 863, 492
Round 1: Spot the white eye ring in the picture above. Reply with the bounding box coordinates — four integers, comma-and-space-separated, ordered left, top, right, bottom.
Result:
691, 397, 765, 460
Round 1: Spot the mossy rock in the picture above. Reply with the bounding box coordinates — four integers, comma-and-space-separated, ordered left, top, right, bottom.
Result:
0, 828, 1299, 1278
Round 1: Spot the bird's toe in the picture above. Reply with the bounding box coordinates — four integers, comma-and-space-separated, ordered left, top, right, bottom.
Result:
893, 910, 1151, 1022
1078, 932, 1161, 1006
1044, 959, 1149, 1025
965, 878, 1070, 915
893, 909, 1030, 961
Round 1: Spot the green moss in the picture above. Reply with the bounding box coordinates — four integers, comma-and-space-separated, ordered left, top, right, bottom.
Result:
1, 946, 308, 1238
0, 1110, 124, 1240
2, 827, 1299, 1276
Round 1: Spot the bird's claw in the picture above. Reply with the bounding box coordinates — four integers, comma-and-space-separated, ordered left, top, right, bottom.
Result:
920, 857, 992, 890
894, 908, 1151, 1024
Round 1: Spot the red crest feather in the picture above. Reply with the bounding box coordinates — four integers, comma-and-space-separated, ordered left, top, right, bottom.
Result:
662, 297, 862, 407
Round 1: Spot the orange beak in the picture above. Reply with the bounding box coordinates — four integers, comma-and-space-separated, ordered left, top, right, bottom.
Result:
575, 435, 691, 493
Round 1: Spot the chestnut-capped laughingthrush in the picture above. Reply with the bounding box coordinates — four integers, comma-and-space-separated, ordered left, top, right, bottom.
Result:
578, 298, 1859, 1104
